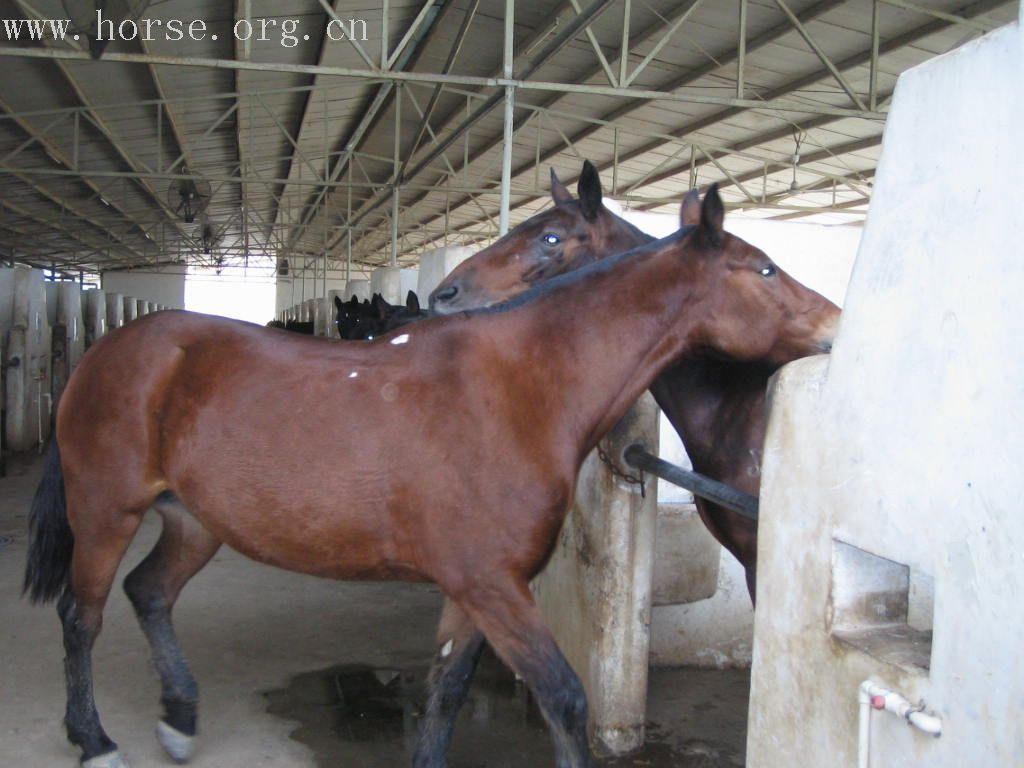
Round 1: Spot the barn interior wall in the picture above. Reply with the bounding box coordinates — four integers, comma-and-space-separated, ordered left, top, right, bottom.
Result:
275, 271, 370, 315
748, 16, 1023, 767
624, 210, 860, 669
102, 267, 186, 309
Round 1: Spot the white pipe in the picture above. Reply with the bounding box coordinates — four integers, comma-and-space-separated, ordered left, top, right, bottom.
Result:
858, 680, 942, 768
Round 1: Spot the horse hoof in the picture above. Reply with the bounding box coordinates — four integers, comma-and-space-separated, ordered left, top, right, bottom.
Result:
82, 751, 130, 768
156, 720, 196, 763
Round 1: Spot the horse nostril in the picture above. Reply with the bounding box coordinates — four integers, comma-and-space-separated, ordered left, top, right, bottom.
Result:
433, 285, 459, 304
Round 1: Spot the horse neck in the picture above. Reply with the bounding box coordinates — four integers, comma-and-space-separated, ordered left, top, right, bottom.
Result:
650, 358, 772, 478
502, 240, 701, 453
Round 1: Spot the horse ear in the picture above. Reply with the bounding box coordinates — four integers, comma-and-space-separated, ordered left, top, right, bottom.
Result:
406, 290, 420, 313
577, 160, 603, 221
551, 168, 573, 206
701, 183, 725, 245
680, 188, 701, 227
372, 294, 390, 320
334, 295, 343, 310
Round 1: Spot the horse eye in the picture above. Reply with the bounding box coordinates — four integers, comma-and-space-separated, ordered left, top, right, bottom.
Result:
760, 264, 776, 277
542, 233, 561, 246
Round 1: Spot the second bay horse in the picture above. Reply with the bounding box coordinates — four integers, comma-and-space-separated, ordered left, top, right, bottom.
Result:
431, 162, 843, 603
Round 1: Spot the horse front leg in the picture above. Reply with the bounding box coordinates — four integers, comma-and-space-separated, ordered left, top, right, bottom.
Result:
412, 598, 486, 768
456, 580, 591, 768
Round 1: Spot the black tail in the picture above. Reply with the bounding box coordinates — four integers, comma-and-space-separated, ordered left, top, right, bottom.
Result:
23, 441, 73, 604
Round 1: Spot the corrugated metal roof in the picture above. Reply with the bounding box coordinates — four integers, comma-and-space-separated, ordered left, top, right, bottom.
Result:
0, 0, 1017, 275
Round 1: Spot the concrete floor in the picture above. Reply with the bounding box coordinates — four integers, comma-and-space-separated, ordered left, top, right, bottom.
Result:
0, 454, 748, 767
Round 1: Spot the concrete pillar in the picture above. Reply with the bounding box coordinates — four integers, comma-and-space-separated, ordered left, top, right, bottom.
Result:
417, 245, 474, 299
123, 296, 138, 324
370, 266, 403, 305
347, 279, 371, 302
50, 283, 84, 408
3, 266, 52, 452
748, 19, 1024, 768
106, 292, 125, 330
82, 289, 107, 347
326, 289, 346, 338
400, 268, 418, 301
533, 393, 659, 754
314, 298, 331, 337
302, 299, 316, 325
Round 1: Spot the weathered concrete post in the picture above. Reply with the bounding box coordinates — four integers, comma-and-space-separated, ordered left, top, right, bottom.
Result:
347, 279, 371, 303
371, 266, 405, 305
49, 283, 84, 408
314, 298, 331, 337
302, 299, 316, 326
4, 267, 52, 452
417, 245, 474, 299
533, 393, 659, 754
82, 289, 107, 347
122, 296, 138, 324
106, 292, 125, 330
326, 289, 346, 338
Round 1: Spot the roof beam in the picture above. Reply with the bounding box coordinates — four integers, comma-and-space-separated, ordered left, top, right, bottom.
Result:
386, 0, 1009, 253
281, 0, 454, 251
9, 1, 203, 256
348, 0, 848, 253
0, 93, 159, 246
5, 172, 151, 260
0, 198, 130, 262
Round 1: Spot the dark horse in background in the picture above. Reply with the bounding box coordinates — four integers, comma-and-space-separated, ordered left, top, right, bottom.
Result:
269, 292, 426, 339
431, 161, 843, 604
23, 187, 836, 768
335, 291, 426, 340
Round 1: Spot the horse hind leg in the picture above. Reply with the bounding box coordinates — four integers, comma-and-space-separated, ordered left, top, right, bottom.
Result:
412, 599, 486, 768
122, 495, 221, 764
59, 506, 145, 768
457, 581, 591, 768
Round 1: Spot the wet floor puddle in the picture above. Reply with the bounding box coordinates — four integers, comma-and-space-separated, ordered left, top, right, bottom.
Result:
265, 652, 730, 767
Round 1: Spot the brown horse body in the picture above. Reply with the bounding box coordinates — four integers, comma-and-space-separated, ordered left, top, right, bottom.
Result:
25, 188, 836, 768
432, 164, 841, 601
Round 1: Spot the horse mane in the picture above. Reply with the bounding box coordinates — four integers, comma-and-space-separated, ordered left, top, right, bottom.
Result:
468, 224, 694, 317
607, 208, 655, 245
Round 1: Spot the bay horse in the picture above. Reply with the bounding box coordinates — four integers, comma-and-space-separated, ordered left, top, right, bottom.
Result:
23, 187, 836, 768
431, 162, 843, 604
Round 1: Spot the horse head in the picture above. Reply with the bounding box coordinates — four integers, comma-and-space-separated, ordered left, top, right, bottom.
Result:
430, 160, 648, 315
675, 185, 839, 364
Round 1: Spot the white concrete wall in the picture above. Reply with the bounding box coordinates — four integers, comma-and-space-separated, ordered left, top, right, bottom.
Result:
623, 201, 860, 669
102, 266, 185, 308
417, 245, 474, 299
748, 17, 1024, 768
